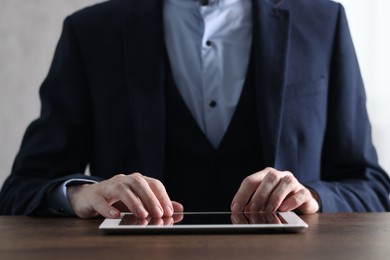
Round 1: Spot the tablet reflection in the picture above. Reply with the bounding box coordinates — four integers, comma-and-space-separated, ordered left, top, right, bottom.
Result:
119, 213, 184, 226
231, 212, 285, 225
119, 212, 286, 226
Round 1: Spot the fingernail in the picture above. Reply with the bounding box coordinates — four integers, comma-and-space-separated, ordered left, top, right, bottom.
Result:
136, 207, 148, 218
231, 202, 241, 212
153, 206, 163, 217
249, 202, 257, 212
265, 204, 274, 212
109, 210, 118, 217
165, 205, 173, 216
279, 204, 288, 212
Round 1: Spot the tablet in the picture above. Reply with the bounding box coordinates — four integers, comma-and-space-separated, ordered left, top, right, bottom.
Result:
99, 212, 308, 234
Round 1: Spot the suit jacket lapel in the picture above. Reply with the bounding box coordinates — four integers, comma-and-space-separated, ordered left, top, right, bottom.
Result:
253, 0, 291, 168
122, 0, 166, 180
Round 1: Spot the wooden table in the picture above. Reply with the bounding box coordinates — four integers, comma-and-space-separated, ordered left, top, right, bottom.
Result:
1, 213, 390, 259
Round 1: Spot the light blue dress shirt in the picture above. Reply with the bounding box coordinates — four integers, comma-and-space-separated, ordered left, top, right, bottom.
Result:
164, 0, 253, 148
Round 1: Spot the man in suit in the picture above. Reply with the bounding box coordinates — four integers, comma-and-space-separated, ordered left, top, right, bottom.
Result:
1, 0, 389, 218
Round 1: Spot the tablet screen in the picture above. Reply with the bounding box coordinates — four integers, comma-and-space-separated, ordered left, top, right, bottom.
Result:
119, 212, 287, 226
100, 212, 308, 234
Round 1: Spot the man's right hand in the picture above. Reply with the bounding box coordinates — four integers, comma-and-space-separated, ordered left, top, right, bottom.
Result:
67, 173, 184, 219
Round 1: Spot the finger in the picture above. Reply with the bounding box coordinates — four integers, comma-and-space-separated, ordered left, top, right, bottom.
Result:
90, 196, 121, 219
163, 217, 174, 226
246, 212, 267, 224
136, 217, 151, 226
127, 173, 164, 218
231, 213, 248, 224
106, 181, 149, 218
98, 174, 150, 218
172, 201, 184, 212
279, 188, 319, 214
144, 176, 174, 217
231, 168, 271, 212
249, 169, 288, 212
264, 213, 282, 224
68, 175, 149, 219
172, 212, 184, 223
149, 217, 164, 226
123, 214, 151, 225
262, 173, 297, 212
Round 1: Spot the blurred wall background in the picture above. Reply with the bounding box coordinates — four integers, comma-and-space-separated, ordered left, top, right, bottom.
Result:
338, 0, 390, 174
0, 0, 389, 188
0, 0, 105, 187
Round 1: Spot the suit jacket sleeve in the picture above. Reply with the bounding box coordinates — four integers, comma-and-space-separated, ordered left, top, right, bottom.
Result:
303, 4, 390, 212
0, 17, 102, 216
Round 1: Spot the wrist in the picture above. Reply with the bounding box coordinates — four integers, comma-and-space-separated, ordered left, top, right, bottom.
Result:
67, 183, 89, 201
308, 188, 321, 213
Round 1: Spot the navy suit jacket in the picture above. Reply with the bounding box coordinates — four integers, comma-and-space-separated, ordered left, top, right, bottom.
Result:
1, 0, 389, 215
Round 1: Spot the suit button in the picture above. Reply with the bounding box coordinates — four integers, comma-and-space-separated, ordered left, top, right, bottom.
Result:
209, 101, 217, 108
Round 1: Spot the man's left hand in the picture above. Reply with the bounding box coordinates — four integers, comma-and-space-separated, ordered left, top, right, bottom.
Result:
231, 167, 319, 214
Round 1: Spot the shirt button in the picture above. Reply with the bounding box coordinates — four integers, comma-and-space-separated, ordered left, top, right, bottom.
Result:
200, 0, 209, 6
209, 100, 217, 108
206, 40, 212, 47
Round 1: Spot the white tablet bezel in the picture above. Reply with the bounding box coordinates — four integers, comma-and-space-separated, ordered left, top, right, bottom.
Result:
99, 212, 308, 234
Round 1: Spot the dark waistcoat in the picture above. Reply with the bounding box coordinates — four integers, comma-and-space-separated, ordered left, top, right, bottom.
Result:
164, 58, 264, 212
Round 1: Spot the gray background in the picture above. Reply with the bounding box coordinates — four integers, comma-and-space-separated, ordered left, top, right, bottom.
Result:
0, 0, 104, 187
0, 0, 389, 188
